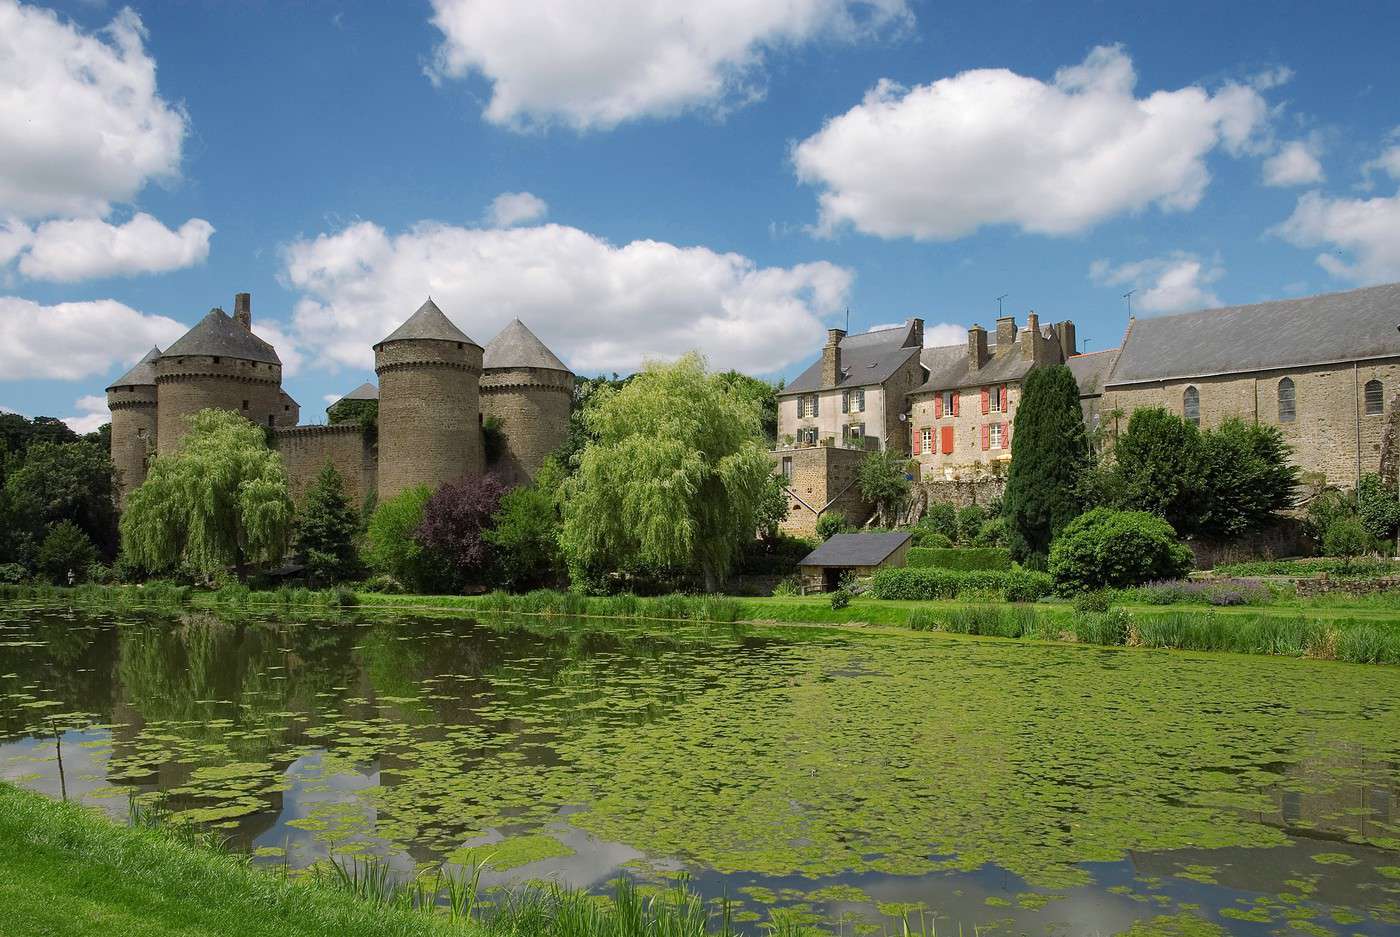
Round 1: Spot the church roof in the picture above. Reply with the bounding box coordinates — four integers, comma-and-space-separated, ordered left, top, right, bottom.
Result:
162, 308, 280, 365
375, 299, 478, 348
483, 318, 570, 372
1106, 282, 1400, 386
1066, 348, 1120, 397
106, 346, 162, 390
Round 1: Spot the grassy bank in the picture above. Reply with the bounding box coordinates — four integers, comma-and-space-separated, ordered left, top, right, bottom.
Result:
0, 783, 790, 937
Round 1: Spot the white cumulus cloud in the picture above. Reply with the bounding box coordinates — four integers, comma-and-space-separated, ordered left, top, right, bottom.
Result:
924, 323, 969, 347
1273, 189, 1400, 284
0, 295, 186, 381
1262, 139, 1324, 187
62, 394, 110, 434
792, 45, 1272, 240
16, 213, 213, 282
486, 191, 548, 227
1089, 252, 1225, 315
426, 0, 911, 130
1362, 144, 1400, 185
281, 220, 853, 375
0, 2, 187, 220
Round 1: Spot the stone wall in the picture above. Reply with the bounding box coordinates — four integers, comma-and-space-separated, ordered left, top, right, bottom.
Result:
1103, 359, 1400, 486
919, 476, 1006, 510
480, 366, 572, 486
107, 386, 158, 506
275, 424, 377, 509
374, 339, 483, 499
154, 355, 284, 455
771, 445, 871, 536
1294, 576, 1400, 597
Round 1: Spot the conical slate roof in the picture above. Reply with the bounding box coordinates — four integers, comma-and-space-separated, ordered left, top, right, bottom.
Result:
483, 318, 570, 372
375, 299, 478, 348
329, 382, 378, 409
162, 308, 280, 365
106, 346, 162, 390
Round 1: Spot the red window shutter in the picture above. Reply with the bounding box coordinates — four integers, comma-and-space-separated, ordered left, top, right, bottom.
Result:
1001, 422, 1009, 449
1000, 385, 1008, 411
912, 427, 922, 455
981, 387, 990, 414
941, 425, 954, 454
981, 424, 990, 450
934, 394, 943, 418
953, 392, 960, 417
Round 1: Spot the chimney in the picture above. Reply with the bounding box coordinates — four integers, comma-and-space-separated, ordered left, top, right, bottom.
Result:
822, 328, 845, 386
1057, 320, 1077, 359
995, 316, 1017, 354
1022, 312, 1039, 359
234, 292, 252, 330
904, 317, 924, 349
967, 324, 988, 371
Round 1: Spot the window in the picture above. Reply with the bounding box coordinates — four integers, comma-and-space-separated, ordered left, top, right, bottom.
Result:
1366, 380, 1384, 416
798, 427, 818, 446
854, 388, 865, 412
284, 404, 290, 412
842, 390, 850, 413
989, 423, 1004, 448
267, 415, 274, 428
844, 423, 865, 447
810, 394, 819, 417
920, 427, 932, 454
941, 390, 954, 416
781, 456, 793, 479
990, 384, 1007, 413
212, 356, 220, 364
1183, 386, 1200, 425
800, 394, 820, 418
1277, 377, 1296, 423
241, 399, 249, 410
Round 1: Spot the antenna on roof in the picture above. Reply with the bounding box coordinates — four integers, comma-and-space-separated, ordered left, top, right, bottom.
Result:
996, 294, 1008, 316
1123, 289, 1136, 319
844, 307, 850, 332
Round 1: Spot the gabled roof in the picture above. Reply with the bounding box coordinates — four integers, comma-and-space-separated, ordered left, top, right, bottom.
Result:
1067, 348, 1120, 397
912, 339, 1037, 394
484, 318, 570, 372
106, 346, 161, 390
162, 308, 280, 365
279, 389, 300, 408
780, 321, 923, 396
376, 298, 479, 348
1106, 282, 1400, 386
800, 532, 912, 568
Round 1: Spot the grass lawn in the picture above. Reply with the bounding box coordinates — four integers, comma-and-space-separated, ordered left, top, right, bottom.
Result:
0, 785, 466, 937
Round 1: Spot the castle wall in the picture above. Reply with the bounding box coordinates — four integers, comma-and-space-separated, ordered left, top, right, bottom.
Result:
1103, 358, 1400, 487
375, 340, 483, 499
480, 366, 572, 485
155, 355, 283, 455
107, 386, 158, 506
274, 424, 377, 509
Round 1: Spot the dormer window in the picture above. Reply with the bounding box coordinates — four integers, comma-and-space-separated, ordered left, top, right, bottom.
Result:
212, 356, 220, 364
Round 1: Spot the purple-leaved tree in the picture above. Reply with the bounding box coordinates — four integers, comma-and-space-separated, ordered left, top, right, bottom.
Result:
415, 474, 509, 587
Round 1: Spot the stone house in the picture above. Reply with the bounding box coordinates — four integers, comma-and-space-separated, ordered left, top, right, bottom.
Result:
105, 293, 573, 507
1100, 282, 1400, 487
798, 531, 911, 591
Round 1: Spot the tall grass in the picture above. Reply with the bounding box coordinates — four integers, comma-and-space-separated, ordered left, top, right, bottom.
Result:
474, 589, 743, 623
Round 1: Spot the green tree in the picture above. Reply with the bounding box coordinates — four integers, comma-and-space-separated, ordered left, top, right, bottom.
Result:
754, 473, 789, 540
1355, 473, 1400, 542
815, 513, 849, 541
363, 485, 435, 590
715, 370, 780, 446
296, 463, 361, 586
1048, 507, 1193, 592
956, 504, 986, 544
1322, 517, 1372, 571
857, 450, 911, 527
1107, 407, 1203, 535
1195, 418, 1298, 538
36, 520, 99, 585
560, 353, 771, 592
487, 458, 566, 590
4, 439, 118, 559
1003, 365, 1089, 567
120, 410, 294, 580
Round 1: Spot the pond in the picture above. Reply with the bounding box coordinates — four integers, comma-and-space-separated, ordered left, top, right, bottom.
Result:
1, 601, 1398, 936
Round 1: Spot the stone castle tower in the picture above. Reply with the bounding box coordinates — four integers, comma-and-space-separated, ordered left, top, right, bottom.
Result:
106, 292, 573, 507
105, 346, 161, 505
480, 319, 574, 486
373, 299, 486, 500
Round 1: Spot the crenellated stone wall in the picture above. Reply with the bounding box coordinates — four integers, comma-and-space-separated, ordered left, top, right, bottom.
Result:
374, 339, 483, 499
480, 366, 572, 485
274, 424, 377, 509
154, 355, 284, 455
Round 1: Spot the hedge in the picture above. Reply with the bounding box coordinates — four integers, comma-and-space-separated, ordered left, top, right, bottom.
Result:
869, 566, 1054, 602
906, 547, 1013, 572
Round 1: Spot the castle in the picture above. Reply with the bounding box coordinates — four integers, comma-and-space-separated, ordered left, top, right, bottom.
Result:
105, 293, 574, 507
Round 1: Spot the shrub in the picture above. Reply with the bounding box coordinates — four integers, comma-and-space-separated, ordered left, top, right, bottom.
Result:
1322, 517, 1373, 569
0, 562, 26, 584
36, 521, 99, 585
815, 514, 850, 540
1073, 590, 1112, 614
912, 530, 954, 548
919, 503, 958, 542
364, 486, 441, 592
955, 505, 986, 544
973, 517, 1008, 547
362, 574, 405, 594
770, 576, 802, 597
829, 587, 851, 610
1073, 608, 1130, 645
1356, 473, 1400, 541
906, 547, 1012, 572
868, 566, 1053, 602
417, 474, 509, 588
1048, 508, 1193, 593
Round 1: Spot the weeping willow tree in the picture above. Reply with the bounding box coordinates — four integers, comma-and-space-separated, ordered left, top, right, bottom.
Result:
120, 409, 294, 580
560, 353, 772, 593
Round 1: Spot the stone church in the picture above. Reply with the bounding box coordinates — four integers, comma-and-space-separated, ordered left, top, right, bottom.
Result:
104, 293, 573, 507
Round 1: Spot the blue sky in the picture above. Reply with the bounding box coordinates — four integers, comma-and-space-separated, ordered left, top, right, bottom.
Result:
3, 0, 1400, 431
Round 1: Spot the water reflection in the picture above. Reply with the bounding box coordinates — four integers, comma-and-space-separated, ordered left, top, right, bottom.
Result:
1, 601, 1398, 935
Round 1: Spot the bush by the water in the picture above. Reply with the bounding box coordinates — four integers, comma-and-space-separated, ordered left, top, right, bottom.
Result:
906, 546, 1012, 571
1048, 508, 1193, 593
1213, 557, 1399, 579
869, 566, 1053, 602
